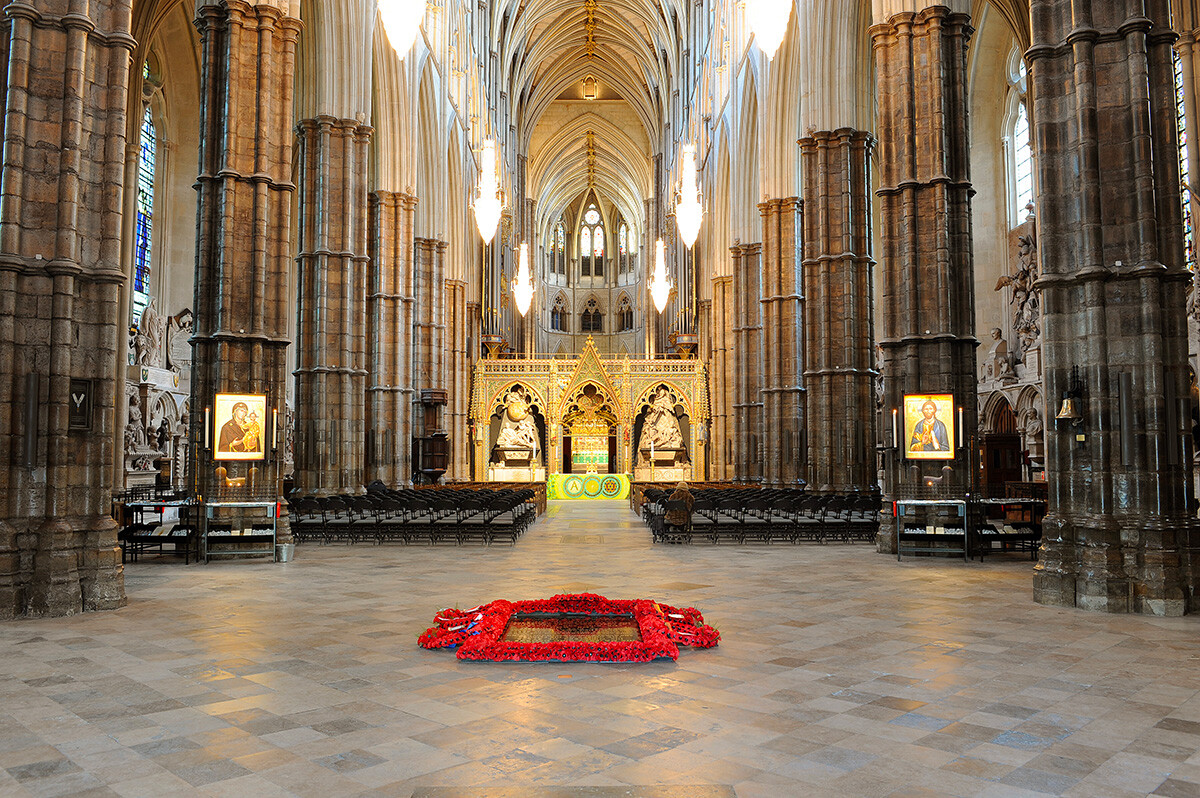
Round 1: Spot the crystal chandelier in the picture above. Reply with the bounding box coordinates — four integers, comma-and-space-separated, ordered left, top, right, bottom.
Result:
675, 143, 703, 249
747, 0, 791, 60
474, 139, 503, 244
513, 243, 534, 316
649, 239, 671, 313
378, 0, 426, 59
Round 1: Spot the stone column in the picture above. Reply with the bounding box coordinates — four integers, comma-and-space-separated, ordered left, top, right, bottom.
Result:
445, 279, 470, 480
293, 116, 371, 495
1030, 0, 1195, 615
758, 199, 805, 487
191, 0, 299, 537
0, 0, 132, 617
710, 275, 733, 480
366, 190, 416, 488
412, 237, 446, 450
801, 129, 878, 493
733, 243, 764, 482
872, 6, 978, 552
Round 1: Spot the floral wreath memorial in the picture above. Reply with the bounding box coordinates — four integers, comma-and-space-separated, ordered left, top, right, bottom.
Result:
418, 593, 720, 662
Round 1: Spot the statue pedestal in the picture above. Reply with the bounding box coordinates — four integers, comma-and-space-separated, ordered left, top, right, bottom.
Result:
489, 447, 544, 482
125, 447, 162, 488
633, 448, 690, 482
488, 466, 547, 482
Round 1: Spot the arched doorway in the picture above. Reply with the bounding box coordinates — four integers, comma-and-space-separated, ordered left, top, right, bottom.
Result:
561, 384, 619, 474
980, 395, 1021, 492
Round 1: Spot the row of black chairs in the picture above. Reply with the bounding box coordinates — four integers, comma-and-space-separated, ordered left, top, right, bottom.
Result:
642, 488, 881, 544
288, 485, 538, 546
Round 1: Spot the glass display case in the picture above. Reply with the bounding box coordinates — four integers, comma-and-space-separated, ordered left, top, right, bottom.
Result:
894, 499, 971, 561
202, 500, 277, 563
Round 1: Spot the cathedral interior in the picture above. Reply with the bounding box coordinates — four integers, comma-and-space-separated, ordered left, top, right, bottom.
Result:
1, 0, 1200, 793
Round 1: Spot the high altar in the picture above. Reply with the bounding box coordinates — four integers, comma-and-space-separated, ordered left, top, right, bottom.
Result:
470, 338, 709, 484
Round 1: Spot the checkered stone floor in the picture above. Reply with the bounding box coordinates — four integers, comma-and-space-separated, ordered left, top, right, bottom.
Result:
1, 499, 1199, 797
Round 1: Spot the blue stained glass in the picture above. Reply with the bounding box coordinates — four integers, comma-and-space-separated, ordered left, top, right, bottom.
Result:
133, 104, 155, 319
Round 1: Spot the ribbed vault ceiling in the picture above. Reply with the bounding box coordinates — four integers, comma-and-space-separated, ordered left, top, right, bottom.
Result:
492, 0, 687, 239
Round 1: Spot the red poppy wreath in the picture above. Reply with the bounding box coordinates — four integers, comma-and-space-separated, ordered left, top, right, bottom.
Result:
418, 593, 720, 662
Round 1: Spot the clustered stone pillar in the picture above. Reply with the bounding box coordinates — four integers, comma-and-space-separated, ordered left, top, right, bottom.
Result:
412, 237, 447, 466
758, 199, 805, 487
709, 275, 734, 479
293, 116, 371, 495
366, 191, 416, 488
1030, 0, 1196, 615
872, 6, 978, 552
445, 279, 472, 480
800, 130, 877, 494
0, 0, 132, 617
731, 243, 764, 482
192, 0, 299, 539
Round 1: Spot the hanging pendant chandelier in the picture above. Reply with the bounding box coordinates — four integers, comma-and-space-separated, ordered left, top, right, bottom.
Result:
513, 243, 534, 316
649, 239, 671, 313
474, 139, 503, 244
675, 143, 703, 249
747, 0, 791, 60
378, 0, 426, 59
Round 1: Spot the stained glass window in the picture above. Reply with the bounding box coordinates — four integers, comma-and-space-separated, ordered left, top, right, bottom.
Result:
1006, 48, 1034, 226
617, 297, 633, 331
554, 222, 566, 274
132, 104, 156, 327
1177, 50, 1194, 269
551, 295, 568, 331
619, 224, 627, 256
581, 299, 603, 332
579, 202, 605, 277
1013, 102, 1033, 218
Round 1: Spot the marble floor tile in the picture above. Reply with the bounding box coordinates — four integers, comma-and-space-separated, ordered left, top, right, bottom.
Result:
1, 499, 1198, 797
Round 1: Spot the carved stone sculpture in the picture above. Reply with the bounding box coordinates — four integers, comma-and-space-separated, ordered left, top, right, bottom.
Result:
125, 392, 147, 454
995, 232, 1041, 354
495, 387, 540, 454
134, 299, 166, 368
638, 386, 684, 451
981, 328, 1014, 383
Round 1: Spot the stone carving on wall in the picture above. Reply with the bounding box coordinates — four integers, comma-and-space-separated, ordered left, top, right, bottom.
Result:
166, 308, 193, 371
638, 385, 685, 451
495, 386, 540, 453
124, 391, 148, 455
284, 405, 295, 477
995, 231, 1040, 354
980, 328, 1015, 384
1017, 398, 1045, 469
134, 299, 166, 368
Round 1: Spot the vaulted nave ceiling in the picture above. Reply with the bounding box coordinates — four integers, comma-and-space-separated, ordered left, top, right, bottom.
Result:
491, 0, 688, 238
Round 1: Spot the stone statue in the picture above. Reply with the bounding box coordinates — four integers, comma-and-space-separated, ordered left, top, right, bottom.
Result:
125, 393, 147, 454
134, 299, 166, 368
981, 328, 1013, 383
496, 387, 539, 451
638, 386, 684, 451
157, 416, 172, 454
